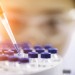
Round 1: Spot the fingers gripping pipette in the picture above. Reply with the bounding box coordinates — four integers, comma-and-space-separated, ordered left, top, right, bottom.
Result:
0, 6, 21, 56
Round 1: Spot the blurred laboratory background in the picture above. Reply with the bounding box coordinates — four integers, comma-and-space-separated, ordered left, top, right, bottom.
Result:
0, 0, 75, 75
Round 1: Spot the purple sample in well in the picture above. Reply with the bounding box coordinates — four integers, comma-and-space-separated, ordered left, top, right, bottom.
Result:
11, 48, 18, 53
41, 52, 51, 59
28, 52, 38, 58
19, 58, 29, 63
23, 48, 32, 54
34, 45, 43, 49
8, 56, 19, 62
2, 48, 9, 53
48, 48, 58, 54
41, 52, 51, 67
0, 55, 8, 61
35, 48, 44, 54
21, 43, 31, 49
48, 48, 59, 61
4, 51, 14, 56
44, 44, 52, 49
28, 52, 38, 67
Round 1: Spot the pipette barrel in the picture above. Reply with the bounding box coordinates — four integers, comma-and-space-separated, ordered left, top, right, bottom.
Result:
0, 6, 20, 56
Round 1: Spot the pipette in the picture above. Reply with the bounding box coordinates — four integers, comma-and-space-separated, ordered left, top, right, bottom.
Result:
0, 6, 20, 56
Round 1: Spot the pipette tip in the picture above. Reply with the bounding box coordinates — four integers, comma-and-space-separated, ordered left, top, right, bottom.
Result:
13, 44, 21, 56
